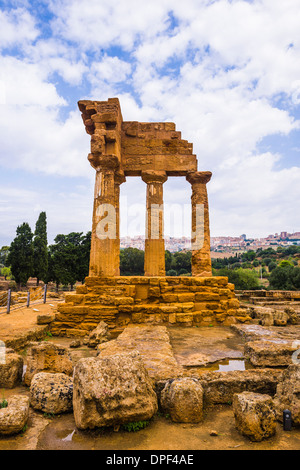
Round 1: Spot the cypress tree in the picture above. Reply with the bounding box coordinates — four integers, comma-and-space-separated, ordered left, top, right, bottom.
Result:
33, 212, 48, 285
7, 222, 33, 288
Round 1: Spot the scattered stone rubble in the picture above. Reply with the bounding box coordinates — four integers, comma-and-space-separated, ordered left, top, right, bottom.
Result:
0, 320, 299, 440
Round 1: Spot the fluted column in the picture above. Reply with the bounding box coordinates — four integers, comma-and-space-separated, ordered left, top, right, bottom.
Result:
114, 171, 126, 275
186, 171, 212, 277
89, 155, 121, 277
141, 170, 168, 276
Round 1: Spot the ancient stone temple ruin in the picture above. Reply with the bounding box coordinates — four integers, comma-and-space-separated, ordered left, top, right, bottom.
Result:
51, 98, 241, 337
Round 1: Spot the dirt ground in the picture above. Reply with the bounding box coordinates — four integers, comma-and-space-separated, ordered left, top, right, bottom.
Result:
0, 397, 299, 451
0, 301, 59, 348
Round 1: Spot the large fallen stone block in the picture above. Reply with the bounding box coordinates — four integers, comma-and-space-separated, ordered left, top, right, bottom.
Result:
274, 364, 300, 426
0, 395, 30, 435
0, 349, 23, 388
73, 351, 158, 430
233, 392, 277, 442
199, 369, 283, 404
30, 372, 73, 414
245, 340, 298, 367
24, 341, 73, 386
160, 378, 203, 423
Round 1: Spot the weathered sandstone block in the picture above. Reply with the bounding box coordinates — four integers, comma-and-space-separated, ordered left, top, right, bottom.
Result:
30, 372, 73, 414
37, 314, 55, 325
233, 392, 277, 442
245, 340, 299, 367
274, 364, 300, 426
199, 369, 283, 404
24, 341, 73, 386
0, 350, 23, 388
160, 378, 203, 423
73, 351, 158, 430
0, 395, 30, 435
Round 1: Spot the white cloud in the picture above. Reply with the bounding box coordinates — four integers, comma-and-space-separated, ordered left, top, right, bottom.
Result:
90, 56, 131, 84
0, 0, 299, 240
0, 7, 39, 49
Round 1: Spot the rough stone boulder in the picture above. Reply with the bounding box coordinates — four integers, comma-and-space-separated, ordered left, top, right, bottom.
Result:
30, 372, 73, 414
199, 369, 283, 404
37, 314, 55, 325
233, 392, 277, 442
245, 340, 298, 367
87, 321, 111, 348
160, 378, 203, 423
24, 341, 73, 386
0, 395, 30, 435
0, 349, 23, 388
274, 364, 300, 426
73, 351, 158, 430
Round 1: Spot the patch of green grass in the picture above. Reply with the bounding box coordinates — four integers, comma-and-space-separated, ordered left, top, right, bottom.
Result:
20, 424, 28, 436
121, 420, 149, 432
43, 412, 55, 419
0, 399, 8, 409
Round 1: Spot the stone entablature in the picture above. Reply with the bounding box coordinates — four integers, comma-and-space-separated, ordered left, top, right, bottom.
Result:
51, 276, 242, 337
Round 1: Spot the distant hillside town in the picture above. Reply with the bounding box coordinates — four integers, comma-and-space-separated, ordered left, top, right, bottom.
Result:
120, 231, 300, 253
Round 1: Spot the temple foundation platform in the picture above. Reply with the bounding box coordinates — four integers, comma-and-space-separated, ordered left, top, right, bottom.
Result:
50, 275, 247, 337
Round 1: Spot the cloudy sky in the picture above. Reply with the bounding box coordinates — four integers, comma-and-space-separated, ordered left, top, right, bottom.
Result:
0, 0, 299, 246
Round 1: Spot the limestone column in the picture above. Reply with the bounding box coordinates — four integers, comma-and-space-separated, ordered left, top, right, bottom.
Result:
114, 171, 126, 275
141, 170, 168, 276
186, 171, 212, 277
89, 156, 121, 277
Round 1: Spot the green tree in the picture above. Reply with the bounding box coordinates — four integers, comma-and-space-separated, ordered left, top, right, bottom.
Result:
76, 231, 91, 283
33, 212, 48, 285
279, 260, 294, 268
0, 266, 12, 280
48, 232, 88, 290
120, 248, 144, 275
269, 265, 300, 290
173, 251, 191, 274
165, 250, 173, 272
0, 246, 10, 267
217, 268, 261, 290
268, 261, 277, 272
7, 223, 33, 288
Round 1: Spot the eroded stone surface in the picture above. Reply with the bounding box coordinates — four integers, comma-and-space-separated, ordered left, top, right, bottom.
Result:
73, 351, 158, 430
0, 350, 23, 388
24, 341, 73, 386
87, 321, 111, 348
97, 325, 183, 382
233, 392, 277, 442
30, 372, 73, 414
160, 378, 204, 423
199, 369, 283, 404
245, 340, 299, 367
0, 395, 30, 435
274, 364, 300, 426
